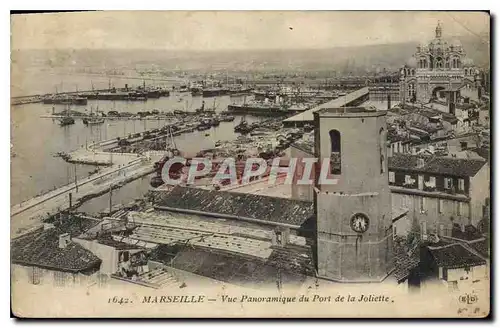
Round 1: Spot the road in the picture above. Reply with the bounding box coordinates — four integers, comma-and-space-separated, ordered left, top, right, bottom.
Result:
10, 152, 155, 238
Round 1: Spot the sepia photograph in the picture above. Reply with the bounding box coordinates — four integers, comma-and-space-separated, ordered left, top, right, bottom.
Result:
9, 10, 491, 318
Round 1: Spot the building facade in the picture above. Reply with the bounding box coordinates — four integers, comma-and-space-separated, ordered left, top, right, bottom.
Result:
389, 154, 489, 237
400, 22, 482, 105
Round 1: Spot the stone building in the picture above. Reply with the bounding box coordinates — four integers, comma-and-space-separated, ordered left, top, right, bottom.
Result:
388, 153, 489, 237
400, 22, 483, 105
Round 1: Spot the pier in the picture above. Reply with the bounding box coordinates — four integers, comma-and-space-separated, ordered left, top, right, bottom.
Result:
10, 148, 157, 238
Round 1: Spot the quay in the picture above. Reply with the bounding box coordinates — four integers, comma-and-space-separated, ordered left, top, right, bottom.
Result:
11, 89, 109, 106
10, 150, 156, 238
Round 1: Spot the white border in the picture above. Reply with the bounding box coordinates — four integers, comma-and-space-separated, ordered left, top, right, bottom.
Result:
3, 2, 497, 326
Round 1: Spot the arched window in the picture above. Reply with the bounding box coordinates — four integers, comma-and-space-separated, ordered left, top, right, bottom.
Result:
436, 58, 443, 69
379, 128, 386, 174
329, 130, 341, 174
408, 83, 415, 97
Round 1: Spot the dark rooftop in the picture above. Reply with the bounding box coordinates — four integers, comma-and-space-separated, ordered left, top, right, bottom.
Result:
163, 244, 313, 287
389, 153, 487, 177
315, 106, 382, 116
98, 235, 144, 250
291, 139, 315, 155
393, 241, 420, 283
451, 224, 483, 241
153, 186, 314, 227
11, 229, 102, 273
428, 243, 486, 269
469, 239, 490, 258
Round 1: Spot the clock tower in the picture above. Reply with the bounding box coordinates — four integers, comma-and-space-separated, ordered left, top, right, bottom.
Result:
313, 107, 393, 282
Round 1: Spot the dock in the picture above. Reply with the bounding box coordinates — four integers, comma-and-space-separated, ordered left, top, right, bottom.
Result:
10, 149, 156, 238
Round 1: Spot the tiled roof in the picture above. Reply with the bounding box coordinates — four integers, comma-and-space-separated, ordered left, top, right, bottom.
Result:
11, 229, 102, 272
168, 245, 312, 287
469, 239, 490, 258
389, 153, 487, 177
393, 240, 420, 283
451, 224, 483, 241
428, 243, 486, 269
153, 186, 314, 227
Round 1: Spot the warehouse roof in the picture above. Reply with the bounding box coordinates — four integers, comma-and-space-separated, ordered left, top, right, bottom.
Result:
284, 87, 369, 122
153, 186, 314, 227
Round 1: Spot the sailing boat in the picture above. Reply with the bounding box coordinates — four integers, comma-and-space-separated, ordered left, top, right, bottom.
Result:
83, 105, 105, 125
59, 104, 75, 126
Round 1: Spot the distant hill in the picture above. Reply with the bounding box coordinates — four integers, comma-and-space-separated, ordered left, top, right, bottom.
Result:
12, 35, 489, 74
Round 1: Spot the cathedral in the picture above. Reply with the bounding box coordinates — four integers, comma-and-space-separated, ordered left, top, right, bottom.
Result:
399, 22, 483, 105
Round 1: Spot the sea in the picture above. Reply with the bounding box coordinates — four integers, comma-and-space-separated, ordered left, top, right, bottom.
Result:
11, 70, 262, 213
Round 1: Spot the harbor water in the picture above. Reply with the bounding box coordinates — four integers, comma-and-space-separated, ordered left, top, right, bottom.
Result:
11, 90, 262, 209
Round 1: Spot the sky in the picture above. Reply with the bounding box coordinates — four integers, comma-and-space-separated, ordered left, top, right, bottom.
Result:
11, 11, 490, 51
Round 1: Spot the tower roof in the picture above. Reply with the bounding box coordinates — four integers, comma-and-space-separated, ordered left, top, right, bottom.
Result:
435, 21, 443, 38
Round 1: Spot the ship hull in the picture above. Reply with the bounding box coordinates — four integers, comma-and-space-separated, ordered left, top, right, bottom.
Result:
43, 98, 88, 105
81, 93, 147, 101
227, 104, 288, 116
203, 89, 229, 97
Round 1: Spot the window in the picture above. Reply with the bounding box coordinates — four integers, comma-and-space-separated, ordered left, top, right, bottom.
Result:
444, 177, 453, 189
389, 171, 395, 183
420, 197, 426, 213
329, 130, 341, 174
457, 202, 462, 216
404, 175, 415, 186
458, 178, 465, 191
438, 199, 444, 214
425, 176, 436, 189
379, 128, 386, 173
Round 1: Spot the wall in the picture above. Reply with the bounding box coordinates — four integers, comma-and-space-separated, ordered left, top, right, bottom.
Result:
469, 164, 490, 226
391, 192, 469, 236
478, 109, 489, 126
11, 264, 98, 287
74, 238, 117, 275
445, 264, 487, 284
290, 145, 315, 202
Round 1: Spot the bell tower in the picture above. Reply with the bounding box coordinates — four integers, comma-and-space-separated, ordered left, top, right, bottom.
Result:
313, 107, 393, 282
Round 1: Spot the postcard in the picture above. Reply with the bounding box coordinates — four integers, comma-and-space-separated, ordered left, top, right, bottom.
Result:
10, 10, 491, 318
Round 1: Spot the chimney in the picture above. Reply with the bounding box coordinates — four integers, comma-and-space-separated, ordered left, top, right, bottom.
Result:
59, 233, 71, 249
417, 158, 425, 168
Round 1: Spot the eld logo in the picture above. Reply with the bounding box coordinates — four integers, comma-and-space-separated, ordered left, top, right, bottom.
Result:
459, 293, 478, 305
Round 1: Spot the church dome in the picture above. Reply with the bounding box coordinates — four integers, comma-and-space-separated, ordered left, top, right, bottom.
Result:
406, 56, 417, 68
451, 39, 462, 48
429, 37, 448, 51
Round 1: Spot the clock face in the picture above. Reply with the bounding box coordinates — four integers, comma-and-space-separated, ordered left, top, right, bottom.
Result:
350, 213, 369, 233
